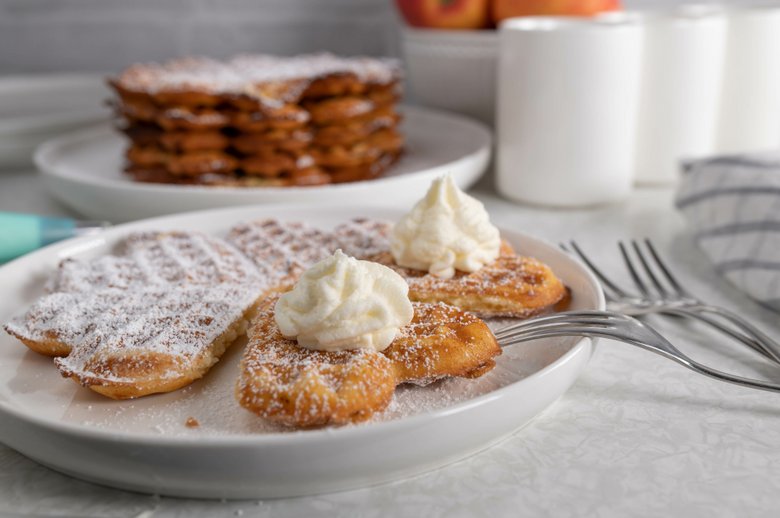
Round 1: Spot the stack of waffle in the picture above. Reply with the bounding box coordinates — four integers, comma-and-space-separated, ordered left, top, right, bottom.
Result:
109, 54, 404, 187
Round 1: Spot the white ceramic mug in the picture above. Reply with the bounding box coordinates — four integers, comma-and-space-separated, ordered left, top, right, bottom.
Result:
633, 6, 727, 185
717, 3, 780, 153
496, 16, 643, 207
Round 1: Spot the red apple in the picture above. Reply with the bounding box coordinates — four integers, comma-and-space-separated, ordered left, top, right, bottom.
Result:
395, 0, 491, 29
492, 0, 621, 22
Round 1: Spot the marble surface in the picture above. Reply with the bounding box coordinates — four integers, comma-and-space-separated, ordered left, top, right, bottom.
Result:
2, 169, 780, 517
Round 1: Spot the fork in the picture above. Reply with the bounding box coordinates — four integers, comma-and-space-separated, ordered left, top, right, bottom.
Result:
563, 240, 780, 364
495, 310, 780, 393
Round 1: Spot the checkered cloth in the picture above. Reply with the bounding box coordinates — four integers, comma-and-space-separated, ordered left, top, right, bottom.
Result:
676, 153, 780, 312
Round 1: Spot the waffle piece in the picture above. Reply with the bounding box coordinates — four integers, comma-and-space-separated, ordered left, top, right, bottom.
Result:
126, 145, 239, 176
236, 298, 396, 428
312, 108, 400, 147
310, 129, 403, 168
122, 120, 401, 156
236, 297, 500, 428
4, 231, 268, 398
385, 301, 500, 384
331, 219, 568, 318
8, 285, 260, 399
231, 128, 313, 154
160, 131, 230, 153
110, 54, 401, 109
125, 166, 289, 187
124, 132, 400, 179
123, 124, 230, 153
125, 161, 395, 187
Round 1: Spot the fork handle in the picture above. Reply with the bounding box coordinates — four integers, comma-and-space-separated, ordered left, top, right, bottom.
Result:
664, 308, 779, 363
690, 305, 780, 364
505, 328, 780, 394
686, 359, 780, 393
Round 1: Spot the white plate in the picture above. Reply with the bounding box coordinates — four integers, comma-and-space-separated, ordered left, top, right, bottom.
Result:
0, 74, 110, 135
34, 106, 492, 222
0, 204, 603, 499
0, 74, 111, 169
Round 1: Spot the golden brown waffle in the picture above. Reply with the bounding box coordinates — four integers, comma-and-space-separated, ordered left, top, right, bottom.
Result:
110, 55, 400, 107
110, 53, 403, 187
122, 118, 401, 155
331, 219, 568, 318
125, 166, 290, 187
4, 232, 269, 399
235, 297, 500, 428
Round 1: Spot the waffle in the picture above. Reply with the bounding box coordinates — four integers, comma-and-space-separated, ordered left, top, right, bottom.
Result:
110, 53, 404, 187
123, 120, 402, 155
330, 219, 567, 318
236, 297, 500, 428
4, 231, 269, 399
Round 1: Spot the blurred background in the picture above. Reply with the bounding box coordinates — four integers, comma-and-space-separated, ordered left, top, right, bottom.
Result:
0, 0, 753, 73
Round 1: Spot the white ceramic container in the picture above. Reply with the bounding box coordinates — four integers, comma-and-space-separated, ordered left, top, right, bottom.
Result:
633, 6, 727, 185
496, 16, 643, 207
717, 3, 780, 153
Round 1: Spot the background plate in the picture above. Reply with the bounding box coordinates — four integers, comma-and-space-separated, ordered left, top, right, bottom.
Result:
35, 106, 492, 222
0, 204, 603, 499
0, 74, 110, 170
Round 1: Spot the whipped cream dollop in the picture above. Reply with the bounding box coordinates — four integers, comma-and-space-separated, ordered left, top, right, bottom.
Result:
390, 175, 501, 279
274, 250, 413, 352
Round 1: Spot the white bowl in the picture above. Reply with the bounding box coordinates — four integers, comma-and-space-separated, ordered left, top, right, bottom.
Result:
401, 28, 498, 126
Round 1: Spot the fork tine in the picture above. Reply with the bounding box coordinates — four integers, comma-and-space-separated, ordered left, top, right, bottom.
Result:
566, 241, 629, 298
643, 239, 691, 298
496, 316, 780, 394
618, 241, 650, 296
498, 327, 604, 346
631, 240, 670, 298
494, 310, 622, 337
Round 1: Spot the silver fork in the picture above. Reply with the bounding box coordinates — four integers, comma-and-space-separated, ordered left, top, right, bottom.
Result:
495, 310, 780, 393
562, 240, 780, 364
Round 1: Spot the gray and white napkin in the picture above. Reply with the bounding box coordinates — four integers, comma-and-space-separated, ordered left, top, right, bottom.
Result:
676, 153, 780, 312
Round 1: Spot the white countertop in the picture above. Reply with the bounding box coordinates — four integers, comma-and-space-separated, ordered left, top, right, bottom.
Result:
2, 169, 780, 517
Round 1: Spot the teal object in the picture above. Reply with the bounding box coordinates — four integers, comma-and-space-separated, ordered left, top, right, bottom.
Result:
0, 212, 108, 263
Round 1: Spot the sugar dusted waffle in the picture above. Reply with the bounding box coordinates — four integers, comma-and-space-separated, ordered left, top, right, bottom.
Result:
335, 219, 567, 318
4, 231, 268, 399
236, 296, 500, 428
332, 176, 568, 318
18, 285, 258, 399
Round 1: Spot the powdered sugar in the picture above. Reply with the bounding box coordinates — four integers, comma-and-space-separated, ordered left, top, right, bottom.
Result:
48, 231, 265, 293
115, 53, 401, 101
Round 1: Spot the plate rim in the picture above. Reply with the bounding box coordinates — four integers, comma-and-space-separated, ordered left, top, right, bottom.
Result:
0, 202, 604, 447
33, 104, 493, 195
